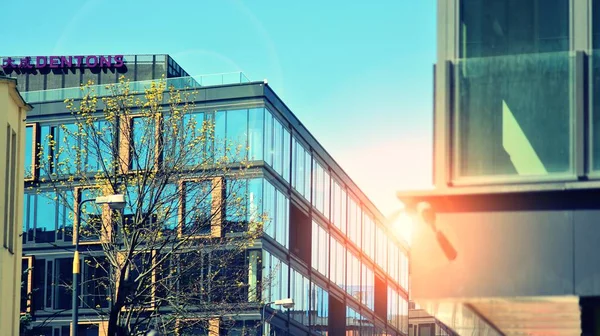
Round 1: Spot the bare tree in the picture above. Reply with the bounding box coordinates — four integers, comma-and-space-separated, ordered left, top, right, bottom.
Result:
33, 78, 268, 335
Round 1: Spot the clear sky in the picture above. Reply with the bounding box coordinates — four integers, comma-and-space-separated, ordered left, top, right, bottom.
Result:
4, 0, 436, 216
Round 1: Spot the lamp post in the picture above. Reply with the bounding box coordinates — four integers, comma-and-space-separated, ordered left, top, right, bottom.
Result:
261, 298, 294, 335
72, 194, 126, 336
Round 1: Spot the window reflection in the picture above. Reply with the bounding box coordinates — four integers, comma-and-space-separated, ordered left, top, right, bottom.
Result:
262, 180, 289, 248
130, 116, 156, 171
330, 237, 346, 290
248, 108, 264, 161
311, 221, 329, 277
310, 283, 329, 334
456, 0, 572, 179
24, 125, 34, 179
226, 109, 249, 160
35, 192, 57, 243
292, 138, 311, 201
182, 180, 213, 236
78, 188, 103, 242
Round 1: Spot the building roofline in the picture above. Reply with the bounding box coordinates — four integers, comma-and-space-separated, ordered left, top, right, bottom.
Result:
0, 76, 33, 110
262, 83, 403, 237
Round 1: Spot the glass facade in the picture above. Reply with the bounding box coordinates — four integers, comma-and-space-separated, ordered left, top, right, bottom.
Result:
23, 71, 410, 335
456, 0, 572, 180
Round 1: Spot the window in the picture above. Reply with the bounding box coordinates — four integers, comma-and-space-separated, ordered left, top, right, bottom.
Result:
226, 109, 249, 160
164, 112, 207, 169
400, 252, 409, 291
263, 109, 290, 180
460, 0, 569, 58
225, 178, 264, 234
456, 0, 572, 180
346, 307, 361, 335
75, 187, 106, 243
347, 195, 361, 248
53, 258, 74, 309
180, 178, 223, 238
375, 226, 388, 272
126, 115, 159, 171
292, 137, 311, 201
346, 251, 360, 300
24, 124, 36, 180
330, 237, 346, 290
290, 268, 309, 325
248, 108, 264, 161
82, 257, 109, 309
263, 181, 289, 248
312, 159, 330, 218
310, 283, 329, 334
389, 243, 399, 285
262, 251, 289, 307
80, 120, 113, 173
23, 189, 74, 245
362, 263, 374, 310
331, 180, 347, 234
311, 221, 329, 277
387, 287, 400, 331
363, 213, 375, 261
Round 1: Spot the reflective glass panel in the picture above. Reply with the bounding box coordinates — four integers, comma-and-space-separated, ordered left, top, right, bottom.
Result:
24, 125, 33, 179
183, 180, 213, 235
35, 192, 57, 243
457, 0, 572, 179
248, 108, 264, 161
226, 109, 248, 160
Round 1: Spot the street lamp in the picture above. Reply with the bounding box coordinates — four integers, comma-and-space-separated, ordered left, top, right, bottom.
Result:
262, 298, 294, 334
72, 194, 126, 336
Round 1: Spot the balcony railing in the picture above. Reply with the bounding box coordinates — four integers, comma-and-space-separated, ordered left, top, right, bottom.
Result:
22, 72, 251, 103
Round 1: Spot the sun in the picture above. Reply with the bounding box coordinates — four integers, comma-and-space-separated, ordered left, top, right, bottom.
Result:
388, 210, 414, 246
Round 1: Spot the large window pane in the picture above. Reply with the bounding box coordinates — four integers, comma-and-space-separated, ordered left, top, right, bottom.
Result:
54, 258, 73, 309
24, 125, 33, 179
248, 108, 264, 161
330, 237, 345, 291
310, 283, 328, 334
457, 0, 572, 179
456, 52, 573, 178
460, 0, 569, 58
226, 109, 248, 160
35, 192, 57, 243
182, 180, 213, 235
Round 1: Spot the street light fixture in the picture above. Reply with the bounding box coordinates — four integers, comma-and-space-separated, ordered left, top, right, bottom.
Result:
72, 194, 126, 336
388, 203, 457, 261
262, 298, 294, 334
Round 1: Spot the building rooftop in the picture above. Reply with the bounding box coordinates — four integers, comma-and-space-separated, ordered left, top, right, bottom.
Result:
22, 72, 251, 103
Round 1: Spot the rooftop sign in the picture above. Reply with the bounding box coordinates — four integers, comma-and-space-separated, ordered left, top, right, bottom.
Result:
1, 55, 125, 70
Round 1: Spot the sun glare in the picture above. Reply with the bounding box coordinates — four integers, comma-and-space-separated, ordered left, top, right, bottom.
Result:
389, 211, 414, 246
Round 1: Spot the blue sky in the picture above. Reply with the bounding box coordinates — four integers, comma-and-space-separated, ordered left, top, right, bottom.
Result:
5, 0, 436, 215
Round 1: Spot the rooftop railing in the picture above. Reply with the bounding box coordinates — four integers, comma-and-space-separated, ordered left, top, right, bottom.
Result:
22, 72, 250, 103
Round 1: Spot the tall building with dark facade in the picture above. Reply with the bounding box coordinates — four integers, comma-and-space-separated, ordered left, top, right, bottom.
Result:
398, 1, 600, 335
3, 54, 410, 335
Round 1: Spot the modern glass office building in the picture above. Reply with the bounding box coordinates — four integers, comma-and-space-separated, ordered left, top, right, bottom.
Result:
398, 1, 600, 335
6, 54, 410, 335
